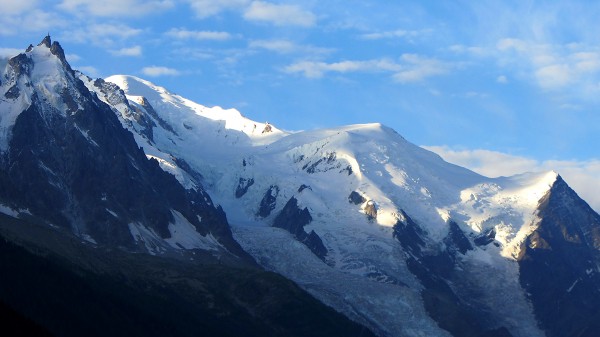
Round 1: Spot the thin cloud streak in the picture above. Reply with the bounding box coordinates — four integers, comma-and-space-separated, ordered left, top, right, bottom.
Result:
285, 55, 451, 82
243, 1, 316, 27
58, 0, 174, 17
141, 66, 181, 77
111, 45, 142, 57
165, 28, 233, 41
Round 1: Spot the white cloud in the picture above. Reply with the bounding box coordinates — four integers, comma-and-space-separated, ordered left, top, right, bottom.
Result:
243, 1, 316, 27
141, 66, 181, 77
186, 0, 249, 18
359, 29, 425, 40
497, 75, 508, 84
58, 0, 174, 17
535, 64, 571, 89
448, 44, 488, 57
496, 38, 600, 94
110, 46, 142, 57
64, 23, 143, 45
285, 55, 451, 82
0, 10, 67, 36
0, 0, 38, 14
285, 59, 401, 78
393, 54, 450, 83
424, 145, 600, 213
66, 53, 81, 62
76, 66, 100, 78
165, 28, 232, 41
250, 39, 296, 53
0, 48, 23, 58
249, 39, 333, 55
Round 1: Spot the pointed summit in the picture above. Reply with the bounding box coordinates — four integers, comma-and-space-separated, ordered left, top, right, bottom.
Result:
50, 41, 68, 66
38, 34, 51, 48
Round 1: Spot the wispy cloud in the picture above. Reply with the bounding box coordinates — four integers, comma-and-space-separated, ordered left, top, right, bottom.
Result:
76, 66, 100, 78
359, 29, 428, 40
249, 39, 332, 55
285, 54, 451, 83
424, 145, 600, 213
448, 44, 489, 57
393, 54, 450, 83
66, 53, 81, 62
496, 38, 600, 93
0, 48, 23, 58
165, 28, 232, 41
58, 0, 174, 17
0, 9, 67, 36
285, 59, 401, 78
63, 23, 143, 45
110, 45, 142, 57
185, 0, 249, 18
141, 66, 181, 77
243, 1, 316, 27
0, 0, 39, 15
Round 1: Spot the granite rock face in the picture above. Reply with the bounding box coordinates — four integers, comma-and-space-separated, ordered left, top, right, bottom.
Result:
518, 176, 600, 337
273, 197, 327, 260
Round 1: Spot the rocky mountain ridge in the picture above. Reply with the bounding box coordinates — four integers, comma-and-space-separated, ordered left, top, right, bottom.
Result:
2, 37, 600, 337
97, 74, 600, 336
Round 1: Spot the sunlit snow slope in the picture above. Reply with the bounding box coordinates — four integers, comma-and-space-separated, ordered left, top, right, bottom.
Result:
87, 74, 566, 337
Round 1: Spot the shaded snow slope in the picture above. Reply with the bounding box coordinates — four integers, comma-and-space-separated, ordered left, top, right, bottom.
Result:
90, 74, 561, 336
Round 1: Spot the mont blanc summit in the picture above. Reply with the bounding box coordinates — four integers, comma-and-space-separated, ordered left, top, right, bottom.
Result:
2, 37, 600, 337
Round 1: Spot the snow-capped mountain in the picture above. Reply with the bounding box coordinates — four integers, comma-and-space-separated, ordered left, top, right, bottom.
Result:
0, 37, 375, 337
2, 37, 600, 337
0, 36, 249, 259
83, 72, 600, 337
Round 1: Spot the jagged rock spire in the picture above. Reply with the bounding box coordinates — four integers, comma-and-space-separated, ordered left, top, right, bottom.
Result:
39, 34, 51, 48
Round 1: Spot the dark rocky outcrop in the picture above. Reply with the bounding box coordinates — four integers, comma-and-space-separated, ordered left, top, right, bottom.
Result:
298, 184, 311, 193
393, 211, 512, 337
364, 201, 377, 220
8, 53, 33, 77
235, 178, 255, 198
4, 85, 19, 99
273, 197, 327, 260
303, 152, 339, 174
341, 164, 353, 175
91, 77, 157, 142
474, 228, 496, 246
38, 35, 51, 47
348, 191, 366, 205
518, 175, 600, 337
444, 220, 473, 255
256, 185, 279, 218
261, 123, 272, 133
137, 96, 178, 136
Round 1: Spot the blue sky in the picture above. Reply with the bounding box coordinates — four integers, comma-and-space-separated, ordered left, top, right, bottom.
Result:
1, 0, 599, 210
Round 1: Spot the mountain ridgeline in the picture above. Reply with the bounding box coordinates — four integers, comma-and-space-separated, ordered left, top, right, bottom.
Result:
2, 37, 600, 337
0, 37, 376, 337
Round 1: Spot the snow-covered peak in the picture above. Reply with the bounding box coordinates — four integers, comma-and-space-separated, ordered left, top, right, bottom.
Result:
95, 72, 561, 261
94, 72, 560, 258
1, 37, 79, 152
450, 170, 558, 258
106, 74, 288, 146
